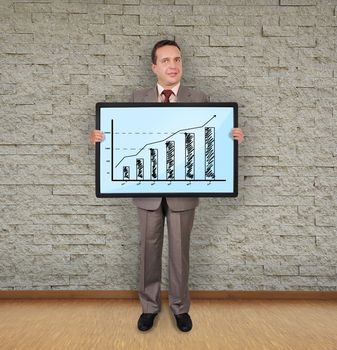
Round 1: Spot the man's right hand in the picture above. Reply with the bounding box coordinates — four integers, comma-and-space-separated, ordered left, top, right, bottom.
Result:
89, 129, 105, 144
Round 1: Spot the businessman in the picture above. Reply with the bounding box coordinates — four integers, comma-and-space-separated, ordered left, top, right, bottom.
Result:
90, 40, 244, 332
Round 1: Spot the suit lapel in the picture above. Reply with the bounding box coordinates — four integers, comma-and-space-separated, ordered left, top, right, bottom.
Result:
143, 87, 158, 102
176, 86, 191, 102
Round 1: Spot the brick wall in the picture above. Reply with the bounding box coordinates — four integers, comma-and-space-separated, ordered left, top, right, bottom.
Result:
0, 0, 336, 290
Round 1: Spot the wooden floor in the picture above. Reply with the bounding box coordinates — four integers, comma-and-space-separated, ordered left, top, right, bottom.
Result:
0, 299, 337, 350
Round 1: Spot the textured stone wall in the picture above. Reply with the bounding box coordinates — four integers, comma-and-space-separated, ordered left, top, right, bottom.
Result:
0, 0, 336, 291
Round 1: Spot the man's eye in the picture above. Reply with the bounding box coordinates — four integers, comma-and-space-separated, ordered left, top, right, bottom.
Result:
175, 58, 181, 62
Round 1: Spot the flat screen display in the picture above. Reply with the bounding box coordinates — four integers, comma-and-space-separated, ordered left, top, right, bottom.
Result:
96, 102, 238, 197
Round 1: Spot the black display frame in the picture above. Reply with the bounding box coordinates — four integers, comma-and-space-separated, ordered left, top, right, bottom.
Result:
95, 102, 238, 198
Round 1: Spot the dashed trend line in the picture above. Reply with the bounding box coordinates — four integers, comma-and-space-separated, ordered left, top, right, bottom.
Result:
115, 115, 216, 168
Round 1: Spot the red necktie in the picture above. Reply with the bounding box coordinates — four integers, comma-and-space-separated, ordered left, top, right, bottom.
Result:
162, 89, 173, 103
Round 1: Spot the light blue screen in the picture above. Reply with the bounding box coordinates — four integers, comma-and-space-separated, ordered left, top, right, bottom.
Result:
98, 105, 235, 196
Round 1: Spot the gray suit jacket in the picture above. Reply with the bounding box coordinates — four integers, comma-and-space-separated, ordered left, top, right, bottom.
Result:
129, 86, 209, 211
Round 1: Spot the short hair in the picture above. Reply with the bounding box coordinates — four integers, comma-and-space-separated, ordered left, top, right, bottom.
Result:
151, 40, 181, 64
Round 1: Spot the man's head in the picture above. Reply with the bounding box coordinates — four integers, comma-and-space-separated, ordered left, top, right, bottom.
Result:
151, 40, 182, 89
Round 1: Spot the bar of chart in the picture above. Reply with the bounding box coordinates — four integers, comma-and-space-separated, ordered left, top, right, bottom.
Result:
96, 103, 237, 197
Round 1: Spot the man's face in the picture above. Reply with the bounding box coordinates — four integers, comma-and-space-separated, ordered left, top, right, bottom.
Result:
151, 45, 183, 88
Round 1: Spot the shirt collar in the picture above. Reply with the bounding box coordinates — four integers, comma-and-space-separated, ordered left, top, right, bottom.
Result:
157, 82, 180, 97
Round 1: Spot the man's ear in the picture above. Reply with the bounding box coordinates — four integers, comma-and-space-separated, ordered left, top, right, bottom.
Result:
151, 64, 157, 74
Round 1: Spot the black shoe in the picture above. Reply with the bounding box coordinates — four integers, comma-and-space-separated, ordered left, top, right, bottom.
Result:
174, 313, 193, 332
137, 313, 158, 331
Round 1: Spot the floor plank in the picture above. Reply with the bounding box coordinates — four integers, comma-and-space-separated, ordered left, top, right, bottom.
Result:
0, 299, 337, 350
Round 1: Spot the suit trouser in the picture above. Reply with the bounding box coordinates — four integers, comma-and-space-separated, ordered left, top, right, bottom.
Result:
137, 198, 195, 315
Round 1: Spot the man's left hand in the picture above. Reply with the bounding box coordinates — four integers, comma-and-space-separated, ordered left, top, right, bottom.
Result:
231, 128, 244, 144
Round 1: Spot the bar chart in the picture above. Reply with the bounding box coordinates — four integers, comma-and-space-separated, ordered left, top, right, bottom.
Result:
114, 115, 216, 182
96, 103, 237, 197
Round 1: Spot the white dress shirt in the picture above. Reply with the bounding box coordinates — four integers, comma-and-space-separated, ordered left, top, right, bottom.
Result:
156, 82, 180, 103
